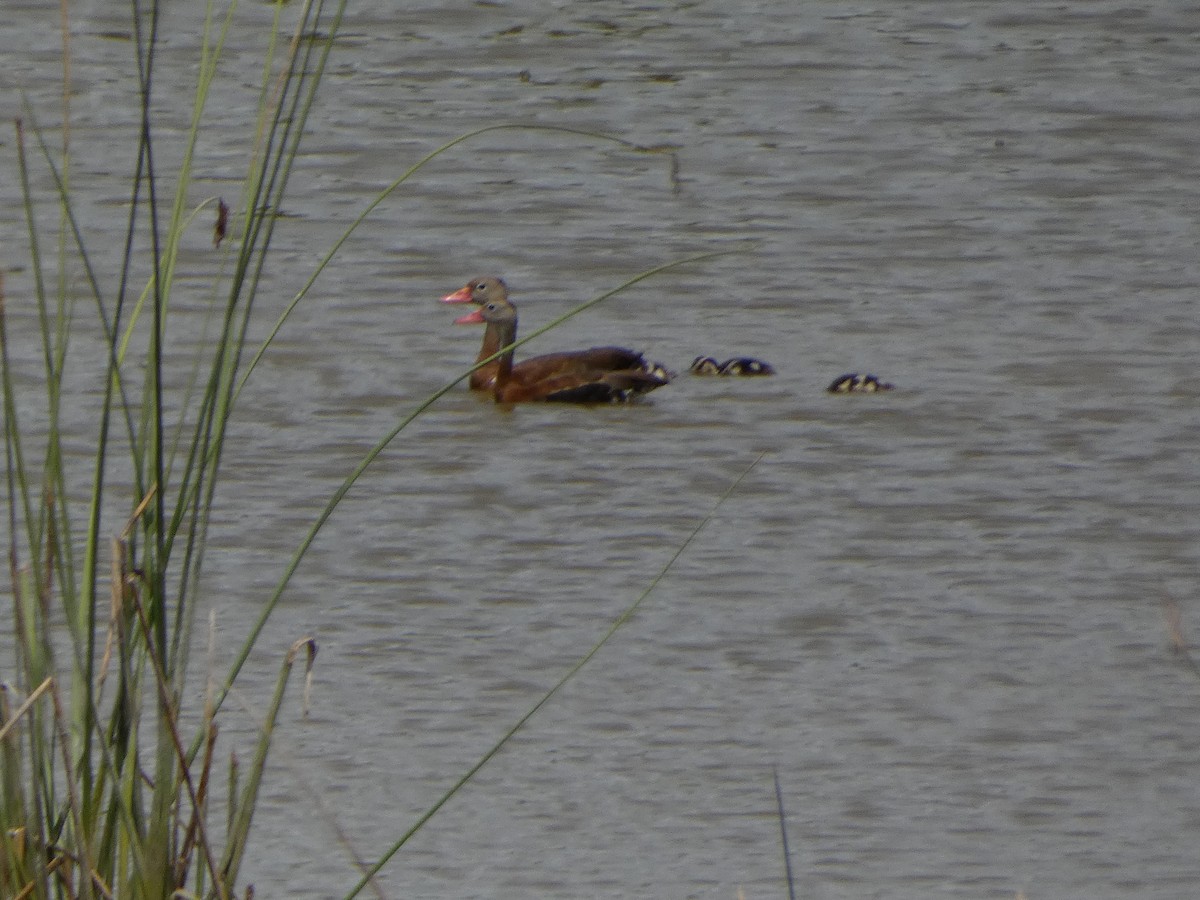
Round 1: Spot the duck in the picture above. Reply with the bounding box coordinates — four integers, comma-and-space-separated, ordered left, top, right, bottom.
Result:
689, 356, 776, 376
827, 373, 894, 393
689, 356, 724, 376
451, 292, 670, 403
442, 276, 672, 391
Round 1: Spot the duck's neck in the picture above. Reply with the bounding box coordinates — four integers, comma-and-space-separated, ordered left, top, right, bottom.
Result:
491, 316, 518, 396
476, 327, 501, 366
471, 326, 502, 388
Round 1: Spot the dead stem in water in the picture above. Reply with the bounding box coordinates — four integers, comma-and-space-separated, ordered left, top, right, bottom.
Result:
1162, 592, 1200, 679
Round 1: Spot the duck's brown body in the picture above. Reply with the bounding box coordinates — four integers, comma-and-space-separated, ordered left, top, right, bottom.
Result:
444, 277, 669, 403
465, 326, 659, 394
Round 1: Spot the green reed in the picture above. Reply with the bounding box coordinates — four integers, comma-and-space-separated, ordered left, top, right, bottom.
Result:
1, 2, 751, 897
2, 1, 344, 897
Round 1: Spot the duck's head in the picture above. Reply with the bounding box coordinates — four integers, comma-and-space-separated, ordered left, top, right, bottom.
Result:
453, 296, 518, 328
441, 275, 508, 306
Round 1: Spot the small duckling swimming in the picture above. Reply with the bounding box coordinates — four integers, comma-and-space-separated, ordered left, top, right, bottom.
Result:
718, 357, 775, 376
827, 373, 894, 393
689, 356, 776, 376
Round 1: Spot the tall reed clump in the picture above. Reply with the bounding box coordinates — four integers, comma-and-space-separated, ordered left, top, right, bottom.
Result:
1, 0, 742, 893
1, 2, 344, 897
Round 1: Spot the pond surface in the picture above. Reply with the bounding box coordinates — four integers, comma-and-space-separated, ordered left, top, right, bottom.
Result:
3, 1, 1200, 898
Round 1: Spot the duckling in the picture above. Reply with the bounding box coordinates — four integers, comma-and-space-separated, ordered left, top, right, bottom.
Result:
718, 357, 775, 376
689, 356, 776, 376
827, 373, 894, 393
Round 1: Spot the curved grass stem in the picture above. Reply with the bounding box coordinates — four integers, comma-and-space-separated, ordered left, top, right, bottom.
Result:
343, 451, 767, 898
206, 249, 746, 730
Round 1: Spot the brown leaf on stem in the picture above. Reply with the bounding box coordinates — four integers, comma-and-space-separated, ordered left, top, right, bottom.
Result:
214, 198, 229, 247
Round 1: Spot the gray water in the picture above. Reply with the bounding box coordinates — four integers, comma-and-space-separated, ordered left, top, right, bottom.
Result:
2, 1, 1199, 898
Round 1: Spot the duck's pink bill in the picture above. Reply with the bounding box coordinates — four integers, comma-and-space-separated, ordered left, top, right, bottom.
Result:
441, 286, 474, 303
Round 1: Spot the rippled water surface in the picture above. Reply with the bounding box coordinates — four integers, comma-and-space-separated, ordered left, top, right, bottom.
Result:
3, 1, 1200, 897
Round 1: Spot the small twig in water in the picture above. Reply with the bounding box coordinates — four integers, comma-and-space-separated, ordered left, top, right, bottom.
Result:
774, 766, 797, 900
1161, 592, 1200, 679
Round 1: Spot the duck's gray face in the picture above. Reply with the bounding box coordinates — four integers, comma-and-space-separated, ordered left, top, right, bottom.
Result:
441, 275, 507, 305
479, 299, 517, 327
453, 297, 517, 327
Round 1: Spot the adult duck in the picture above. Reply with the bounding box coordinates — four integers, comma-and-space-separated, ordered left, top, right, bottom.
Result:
452, 294, 669, 403
443, 276, 671, 398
